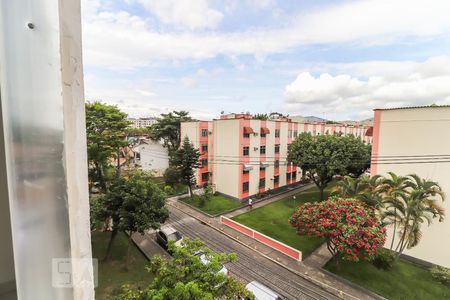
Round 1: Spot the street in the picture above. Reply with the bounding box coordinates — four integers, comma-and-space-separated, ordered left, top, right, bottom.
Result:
144, 206, 341, 300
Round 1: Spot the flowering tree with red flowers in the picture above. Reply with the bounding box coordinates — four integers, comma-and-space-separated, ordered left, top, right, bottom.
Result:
289, 197, 387, 263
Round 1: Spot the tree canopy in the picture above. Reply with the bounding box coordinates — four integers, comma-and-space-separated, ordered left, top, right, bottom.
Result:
150, 111, 194, 157
288, 133, 371, 200
172, 137, 201, 196
85, 101, 130, 192
290, 197, 387, 263
118, 238, 254, 300
95, 170, 169, 263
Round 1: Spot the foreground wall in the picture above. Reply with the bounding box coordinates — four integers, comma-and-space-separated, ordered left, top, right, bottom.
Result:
372, 107, 450, 267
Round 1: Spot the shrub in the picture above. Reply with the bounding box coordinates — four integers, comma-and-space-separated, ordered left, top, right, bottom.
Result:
431, 266, 450, 285
372, 248, 395, 270
163, 185, 174, 195
163, 167, 180, 187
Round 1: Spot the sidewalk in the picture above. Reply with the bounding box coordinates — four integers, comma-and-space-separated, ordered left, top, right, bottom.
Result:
169, 188, 378, 300
223, 183, 315, 218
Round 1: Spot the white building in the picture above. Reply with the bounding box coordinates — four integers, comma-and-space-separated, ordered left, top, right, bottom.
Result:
371, 105, 450, 267
133, 140, 169, 176
128, 117, 157, 129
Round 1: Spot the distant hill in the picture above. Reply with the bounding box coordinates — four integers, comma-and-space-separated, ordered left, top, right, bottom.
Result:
290, 115, 373, 125
290, 115, 328, 123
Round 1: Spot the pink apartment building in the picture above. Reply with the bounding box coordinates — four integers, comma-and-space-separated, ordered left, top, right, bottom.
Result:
181, 113, 372, 200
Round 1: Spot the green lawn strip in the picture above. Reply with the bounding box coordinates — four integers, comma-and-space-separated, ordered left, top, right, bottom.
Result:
324, 258, 450, 300
153, 177, 188, 196
181, 194, 244, 215
92, 231, 152, 300
231, 184, 337, 257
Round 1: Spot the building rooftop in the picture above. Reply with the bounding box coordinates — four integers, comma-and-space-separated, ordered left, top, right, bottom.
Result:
374, 105, 450, 111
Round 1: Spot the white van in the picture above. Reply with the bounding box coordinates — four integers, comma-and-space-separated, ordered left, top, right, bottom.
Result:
245, 281, 282, 300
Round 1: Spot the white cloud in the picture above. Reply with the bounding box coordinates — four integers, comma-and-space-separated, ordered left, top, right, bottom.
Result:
284, 56, 450, 120
137, 0, 223, 30
81, 0, 450, 70
181, 77, 198, 88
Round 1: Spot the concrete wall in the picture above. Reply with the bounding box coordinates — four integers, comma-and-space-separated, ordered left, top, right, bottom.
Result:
372, 107, 450, 267
214, 119, 240, 198
134, 141, 169, 176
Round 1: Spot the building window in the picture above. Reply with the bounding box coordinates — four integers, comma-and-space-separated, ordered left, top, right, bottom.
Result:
201, 172, 209, 181
274, 175, 279, 184
243, 132, 250, 138
286, 172, 291, 181
259, 178, 266, 188
288, 130, 292, 138
274, 160, 279, 168
261, 133, 266, 138
292, 172, 297, 180
135, 152, 141, 160
294, 130, 298, 137
275, 129, 280, 138
201, 158, 208, 167
202, 129, 208, 137
260, 145, 266, 154
243, 146, 249, 156
243, 182, 249, 193
202, 144, 208, 152
243, 169, 250, 174
274, 144, 280, 153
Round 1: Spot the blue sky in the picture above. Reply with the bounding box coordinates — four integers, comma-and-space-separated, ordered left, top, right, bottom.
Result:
81, 0, 450, 120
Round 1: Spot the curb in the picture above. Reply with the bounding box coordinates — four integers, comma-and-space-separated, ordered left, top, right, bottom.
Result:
169, 202, 361, 300
321, 269, 387, 300
176, 183, 314, 219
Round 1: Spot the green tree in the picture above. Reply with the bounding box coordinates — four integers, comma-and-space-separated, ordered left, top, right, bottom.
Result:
118, 238, 254, 300
253, 113, 269, 120
163, 166, 181, 187
333, 175, 385, 208
343, 134, 372, 177
96, 171, 169, 263
288, 133, 362, 201
150, 111, 194, 158
85, 101, 130, 192
385, 175, 445, 257
377, 172, 409, 250
172, 137, 200, 197
290, 197, 387, 264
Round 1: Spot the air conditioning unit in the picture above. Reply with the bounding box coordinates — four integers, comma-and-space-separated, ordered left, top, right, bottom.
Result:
254, 147, 259, 151
208, 131, 213, 135
253, 132, 259, 136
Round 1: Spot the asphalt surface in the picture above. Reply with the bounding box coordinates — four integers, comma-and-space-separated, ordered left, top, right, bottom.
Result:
153, 206, 341, 300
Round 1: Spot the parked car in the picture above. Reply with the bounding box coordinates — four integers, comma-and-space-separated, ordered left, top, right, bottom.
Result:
195, 252, 228, 288
155, 225, 183, 251
245, 281, 282, 300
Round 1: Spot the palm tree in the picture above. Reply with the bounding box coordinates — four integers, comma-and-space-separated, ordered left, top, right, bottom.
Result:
392, 188, 445, 257
333, 175, 385, 208
377, 172, 409, 250
333, 176, 367, 197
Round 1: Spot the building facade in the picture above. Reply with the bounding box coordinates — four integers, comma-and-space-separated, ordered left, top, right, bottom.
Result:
371, 105, 450, 267
128, 117, 157, 129
133, 139, 169, 176
182, 113, 372, 200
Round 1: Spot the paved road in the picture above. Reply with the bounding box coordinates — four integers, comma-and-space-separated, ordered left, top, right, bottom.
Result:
160, 206, 340, 300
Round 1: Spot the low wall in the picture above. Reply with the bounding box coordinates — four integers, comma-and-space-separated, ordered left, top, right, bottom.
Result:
220, 216, 302, 261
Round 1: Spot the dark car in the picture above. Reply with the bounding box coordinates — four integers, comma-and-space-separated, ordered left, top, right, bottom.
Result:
155, 225, 183, 251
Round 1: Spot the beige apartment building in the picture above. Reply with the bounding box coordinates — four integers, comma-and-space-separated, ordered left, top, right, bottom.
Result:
182, 113, 372, 200
371, 105, 450, 267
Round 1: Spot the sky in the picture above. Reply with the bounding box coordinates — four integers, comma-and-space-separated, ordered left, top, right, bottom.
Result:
81, 0, 450, 121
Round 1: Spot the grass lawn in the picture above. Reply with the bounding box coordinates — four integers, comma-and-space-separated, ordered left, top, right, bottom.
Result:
182, 194, 244, 215
153, 177, 187, 196
92, 231, 152, 300
231, 184, 336, 257
325, 258, 450, 300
